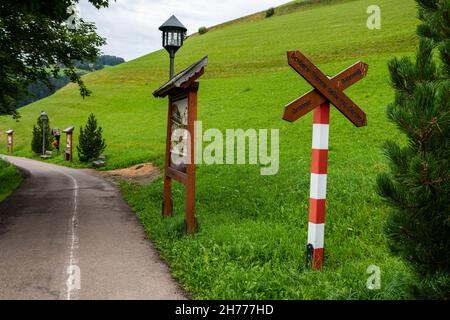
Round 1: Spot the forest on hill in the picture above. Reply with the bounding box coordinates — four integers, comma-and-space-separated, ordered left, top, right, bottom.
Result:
15, 55, 125, 109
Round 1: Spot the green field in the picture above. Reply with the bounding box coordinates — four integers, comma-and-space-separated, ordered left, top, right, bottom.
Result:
0, 159, 22, 203
0, 0, 421, 298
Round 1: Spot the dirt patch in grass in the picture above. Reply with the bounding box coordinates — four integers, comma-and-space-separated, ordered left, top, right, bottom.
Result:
92, 163, 161, 186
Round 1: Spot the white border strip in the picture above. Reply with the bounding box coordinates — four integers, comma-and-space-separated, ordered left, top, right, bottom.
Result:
65, 173, 80, 300
308, 222, 325, 249
310, 173, 328, 200
312, 124, 329, 150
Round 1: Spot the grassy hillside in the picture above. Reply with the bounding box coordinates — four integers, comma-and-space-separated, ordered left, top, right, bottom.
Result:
0, 0, 421, 299
0, 159, 22, 202
0, 0, 417, 168
197, 0, 360, 34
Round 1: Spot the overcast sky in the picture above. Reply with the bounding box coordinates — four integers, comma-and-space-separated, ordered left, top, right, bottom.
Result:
78, 0, 290, 61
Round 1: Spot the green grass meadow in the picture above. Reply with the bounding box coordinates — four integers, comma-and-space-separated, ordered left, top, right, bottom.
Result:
0, 0, 422, 298
0, 159, 22, 203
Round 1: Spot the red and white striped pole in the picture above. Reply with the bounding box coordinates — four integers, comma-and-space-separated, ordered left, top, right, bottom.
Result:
306, 102, 330, 270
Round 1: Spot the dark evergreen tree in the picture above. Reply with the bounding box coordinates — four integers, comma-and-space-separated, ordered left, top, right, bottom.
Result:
377, 0, 449, 298
77, 113, 106, 162
265, 8, 275, 18
416, 0, 450, 79
31, 115, 53, 154
15, 55, 125, 110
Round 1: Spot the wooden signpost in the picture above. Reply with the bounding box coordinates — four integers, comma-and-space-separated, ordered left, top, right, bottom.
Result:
63, 126, 74, 162
282, 51, 368, 270
5, 129, 13, 153
153, 56, 208, 234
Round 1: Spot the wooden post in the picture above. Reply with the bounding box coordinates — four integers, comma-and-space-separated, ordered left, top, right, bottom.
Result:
162, 85, 199, 232
63, 127, 74, 162
282, 51, 368, 270
69, 133, 73, 161
185, 85, 198, 233
6, 130, 13, 153
163, 99, 174, 217
154, 56, 208, 234
307, 102, 330, 270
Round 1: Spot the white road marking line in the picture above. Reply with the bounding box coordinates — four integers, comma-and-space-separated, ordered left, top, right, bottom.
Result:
65, 173, 80, 300
6, 158, 82, 300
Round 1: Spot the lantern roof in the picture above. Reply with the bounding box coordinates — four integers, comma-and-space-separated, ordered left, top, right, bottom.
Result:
39, 111, 48, 122
63, 126, 75, 133
153, 56, 208, 98
159, 15, 187, 32
5, 129, 13, 134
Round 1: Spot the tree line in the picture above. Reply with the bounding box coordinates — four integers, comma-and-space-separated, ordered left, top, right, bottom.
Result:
15, 55, 125, 109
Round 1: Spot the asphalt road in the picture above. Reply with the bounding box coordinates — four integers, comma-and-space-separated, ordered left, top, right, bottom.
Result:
0, 156, 185, 300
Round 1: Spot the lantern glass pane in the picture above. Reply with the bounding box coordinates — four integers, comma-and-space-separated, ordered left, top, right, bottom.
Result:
161, 27, 185, 49
168, 32, 176, 46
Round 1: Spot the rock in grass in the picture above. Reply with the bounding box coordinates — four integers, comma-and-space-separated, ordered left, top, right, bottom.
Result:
92, 160, 105, 168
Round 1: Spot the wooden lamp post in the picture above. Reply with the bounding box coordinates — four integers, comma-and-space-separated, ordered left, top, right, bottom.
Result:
153, 56, 208, 234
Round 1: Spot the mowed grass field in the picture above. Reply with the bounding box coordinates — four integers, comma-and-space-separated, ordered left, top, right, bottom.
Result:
0, 0, 421, 298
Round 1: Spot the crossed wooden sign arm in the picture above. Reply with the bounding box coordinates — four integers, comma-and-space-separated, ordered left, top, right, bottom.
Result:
283, 51, 368, 127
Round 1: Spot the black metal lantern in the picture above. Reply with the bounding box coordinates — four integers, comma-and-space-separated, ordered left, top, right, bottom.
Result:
159, 15, 187, 79
40, 111, 48, 123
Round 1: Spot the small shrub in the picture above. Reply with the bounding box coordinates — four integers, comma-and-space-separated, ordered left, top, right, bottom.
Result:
77, 113, 106, 163
266, 8, 275, 18
198, 26, 208, 35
